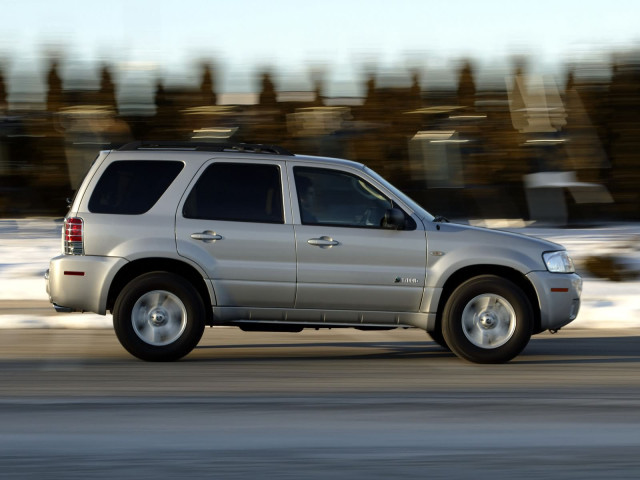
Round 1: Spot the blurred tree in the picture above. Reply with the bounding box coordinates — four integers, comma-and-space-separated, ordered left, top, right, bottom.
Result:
362, 74, 379, 116
154, 81, 168, 110
308, 65, 326, 107
565, 70, 575, 92
258, 72, 277, 107
151, 81, 178, 138
251, 71, 287, 145
200, 64, 217, 106
457, 61, 476, 110
99, 64, 117, 109
607, 60, 640, 219
0, 66, 6, 111
409, 72, 422, 109
313, 79, 324, 107
46, 61, 63, 113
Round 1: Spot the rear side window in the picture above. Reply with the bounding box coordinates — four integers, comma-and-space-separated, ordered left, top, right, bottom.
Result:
183, 163, 283, 223
89, 161, 183, 214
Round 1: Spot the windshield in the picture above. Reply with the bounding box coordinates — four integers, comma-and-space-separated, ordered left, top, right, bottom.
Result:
364, 167, 434, 222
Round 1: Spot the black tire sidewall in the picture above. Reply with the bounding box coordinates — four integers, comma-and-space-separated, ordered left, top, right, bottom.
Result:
442, 275, 533, 364
427, 328, 450, 351
113, 272, 205, 361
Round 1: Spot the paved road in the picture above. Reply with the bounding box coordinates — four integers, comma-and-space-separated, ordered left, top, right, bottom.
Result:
1, 326, 640, 479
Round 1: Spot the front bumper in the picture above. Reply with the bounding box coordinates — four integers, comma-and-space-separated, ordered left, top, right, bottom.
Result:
526, 271, 582, 330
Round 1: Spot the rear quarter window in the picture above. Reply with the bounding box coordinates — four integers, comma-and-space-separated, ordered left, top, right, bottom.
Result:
88, 160, 184, 214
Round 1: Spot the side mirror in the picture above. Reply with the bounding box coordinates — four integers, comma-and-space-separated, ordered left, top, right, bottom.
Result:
381, 208, 405, 230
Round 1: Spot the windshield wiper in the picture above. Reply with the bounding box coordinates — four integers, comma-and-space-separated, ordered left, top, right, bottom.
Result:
433, 215, 450, 223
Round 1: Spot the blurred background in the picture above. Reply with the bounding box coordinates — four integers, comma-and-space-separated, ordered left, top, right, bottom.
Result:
0, 0, 639, 225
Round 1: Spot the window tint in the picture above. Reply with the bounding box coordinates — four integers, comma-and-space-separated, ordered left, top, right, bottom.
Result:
294, 166, 413, 228
89, 161, 183, 214
183, 163, 283, 223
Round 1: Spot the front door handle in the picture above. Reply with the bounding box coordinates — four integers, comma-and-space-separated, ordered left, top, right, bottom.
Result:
307, 236, 339, 248
191, 231, 222, 243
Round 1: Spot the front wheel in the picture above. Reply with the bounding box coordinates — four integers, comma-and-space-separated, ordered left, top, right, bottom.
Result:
113, 272, 205, 361
427, 329, 450, 350
442, 275, 533, 364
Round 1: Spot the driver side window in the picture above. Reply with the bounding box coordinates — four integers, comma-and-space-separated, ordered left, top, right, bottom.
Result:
293, 166, 399, 228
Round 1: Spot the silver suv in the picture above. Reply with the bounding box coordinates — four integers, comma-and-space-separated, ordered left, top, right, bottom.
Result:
46, 141, 582, 363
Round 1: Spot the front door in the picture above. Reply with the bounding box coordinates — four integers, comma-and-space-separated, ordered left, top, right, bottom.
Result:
291, 165, 427, 313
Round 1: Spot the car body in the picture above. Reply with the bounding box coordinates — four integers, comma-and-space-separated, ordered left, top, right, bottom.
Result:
46, 141, 582, 363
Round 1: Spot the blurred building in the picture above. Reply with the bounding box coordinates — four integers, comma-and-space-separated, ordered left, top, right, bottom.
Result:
0, 53, 639, 223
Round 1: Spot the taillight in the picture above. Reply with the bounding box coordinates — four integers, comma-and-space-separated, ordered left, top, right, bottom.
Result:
64, 217, 84, 255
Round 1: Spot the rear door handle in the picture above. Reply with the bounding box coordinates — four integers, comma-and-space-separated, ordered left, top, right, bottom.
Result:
307, 236, 339, 248
191, 231, 222, 243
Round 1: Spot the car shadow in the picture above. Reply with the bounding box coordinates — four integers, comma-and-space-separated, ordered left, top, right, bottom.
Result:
516, 334, 640, 365
192, 340, 455, 361
191, 334, 640, 364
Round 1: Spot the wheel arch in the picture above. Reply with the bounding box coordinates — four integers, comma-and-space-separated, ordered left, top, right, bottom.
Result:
107, 257, 213, 325
435, 265, 541, 334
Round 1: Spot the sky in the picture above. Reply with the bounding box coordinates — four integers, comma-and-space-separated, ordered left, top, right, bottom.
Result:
2, 0, 640, 95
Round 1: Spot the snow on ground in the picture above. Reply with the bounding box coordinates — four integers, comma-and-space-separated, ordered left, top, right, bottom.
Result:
0, 218, 639, 329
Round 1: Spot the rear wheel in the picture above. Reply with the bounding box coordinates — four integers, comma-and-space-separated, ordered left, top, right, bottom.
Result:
442, 275, 533, 364
113, 272, 205, 361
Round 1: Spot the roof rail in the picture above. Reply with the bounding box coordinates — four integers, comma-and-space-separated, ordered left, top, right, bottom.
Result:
117, 141, 294, 156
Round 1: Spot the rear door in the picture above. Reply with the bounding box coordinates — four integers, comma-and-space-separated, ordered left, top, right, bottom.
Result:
176, 159, 296, 307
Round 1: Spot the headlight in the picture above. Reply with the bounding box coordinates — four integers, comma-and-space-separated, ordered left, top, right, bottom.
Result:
543, 251, 575, 273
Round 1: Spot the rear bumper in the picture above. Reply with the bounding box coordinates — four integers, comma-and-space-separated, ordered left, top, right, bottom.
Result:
46, 255, 128, 315
526, 271, 582, 330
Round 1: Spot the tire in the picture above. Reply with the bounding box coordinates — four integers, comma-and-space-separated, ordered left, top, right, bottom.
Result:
113, 272, 205, 361
442, 275, 533, 364
427, 328, 450, 350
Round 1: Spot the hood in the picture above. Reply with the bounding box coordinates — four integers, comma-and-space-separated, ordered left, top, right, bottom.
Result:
437, 222, 562, 249
426, 221, 565, 276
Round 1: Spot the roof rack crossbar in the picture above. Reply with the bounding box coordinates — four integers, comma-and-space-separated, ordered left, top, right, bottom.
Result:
117, 141, 293, 156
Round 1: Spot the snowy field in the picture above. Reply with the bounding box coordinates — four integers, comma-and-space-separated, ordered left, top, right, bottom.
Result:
0, 218, 639, 329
